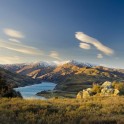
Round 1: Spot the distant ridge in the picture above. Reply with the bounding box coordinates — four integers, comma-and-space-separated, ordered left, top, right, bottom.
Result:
0, 60, 124, 92
0, 60, 96, 68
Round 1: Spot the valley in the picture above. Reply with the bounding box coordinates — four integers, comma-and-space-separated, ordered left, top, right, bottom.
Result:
1, 60, 124, 99
0, 1, 124, 123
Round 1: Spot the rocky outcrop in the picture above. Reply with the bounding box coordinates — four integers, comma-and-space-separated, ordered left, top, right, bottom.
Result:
77, 91, 83, 99
77, 88, 93, 99
100, 81, 119, 96
77, 81, 120, 99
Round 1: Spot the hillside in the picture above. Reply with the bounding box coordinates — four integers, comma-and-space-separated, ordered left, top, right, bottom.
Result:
39, 63, 124, 92
1, 61, 124, 92
0, 67, 40, 88
0, 73, 22, 98
0, 62, 56, 79
16, 63, 55, 79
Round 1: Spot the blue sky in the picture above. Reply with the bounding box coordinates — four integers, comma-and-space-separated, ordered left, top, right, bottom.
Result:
0, 0, 124, 68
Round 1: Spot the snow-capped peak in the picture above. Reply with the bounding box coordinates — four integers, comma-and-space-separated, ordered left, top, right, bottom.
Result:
0, 60, 95, 68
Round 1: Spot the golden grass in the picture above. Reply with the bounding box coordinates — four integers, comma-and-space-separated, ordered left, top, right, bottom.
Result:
0, 96, 124, 124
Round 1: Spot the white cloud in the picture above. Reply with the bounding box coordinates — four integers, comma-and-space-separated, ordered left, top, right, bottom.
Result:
4, 28, 24, 38
0, 56, 21, 64
97, 54, 103, 59
53, 60, 70, 65
0, 39, 43, 55
75, 32, 114, 55
9, 38, 21, 43
49, 51, 61, 60
79, 42, 91, 49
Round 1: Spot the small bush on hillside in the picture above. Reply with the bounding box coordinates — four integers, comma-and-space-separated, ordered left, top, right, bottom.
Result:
92, 84, 101, 94
112, 82, 124, 95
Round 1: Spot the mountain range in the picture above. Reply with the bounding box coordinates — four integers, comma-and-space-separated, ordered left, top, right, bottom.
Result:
0, 67, 40, 88
0, 60, 124, 92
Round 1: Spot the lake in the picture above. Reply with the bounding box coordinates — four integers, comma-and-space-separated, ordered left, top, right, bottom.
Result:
14, 82, 56, 99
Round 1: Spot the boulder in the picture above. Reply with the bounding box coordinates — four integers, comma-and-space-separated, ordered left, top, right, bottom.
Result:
82, 90, 91, 98
76, 91, 83, 99
76, 88, 93, 99
114, 89, 120, 96
101, 88, 114, 96
76, 81, 120, 99
101, 81, 112, 89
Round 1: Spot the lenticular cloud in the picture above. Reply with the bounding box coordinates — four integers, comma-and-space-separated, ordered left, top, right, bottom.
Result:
79, 42, 91, 49
75, 32, 114, 55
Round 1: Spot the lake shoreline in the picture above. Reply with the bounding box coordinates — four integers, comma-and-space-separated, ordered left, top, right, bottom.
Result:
36, 90, 77, 98
14, 82, 56, 99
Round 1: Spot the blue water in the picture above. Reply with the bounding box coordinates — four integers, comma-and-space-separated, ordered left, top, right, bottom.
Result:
14, 82, 56, 99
